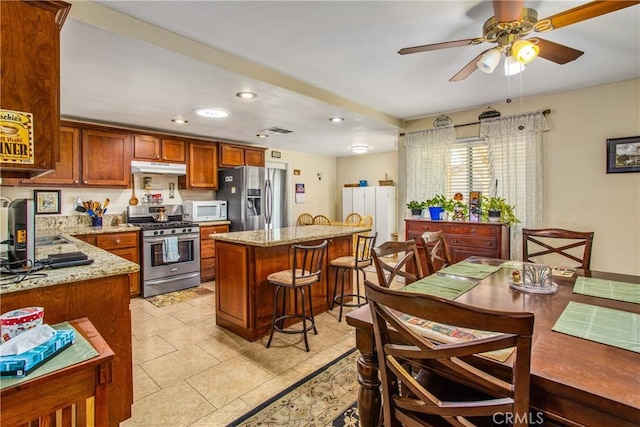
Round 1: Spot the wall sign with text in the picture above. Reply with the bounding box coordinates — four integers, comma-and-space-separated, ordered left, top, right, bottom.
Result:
0, 109, 34, 164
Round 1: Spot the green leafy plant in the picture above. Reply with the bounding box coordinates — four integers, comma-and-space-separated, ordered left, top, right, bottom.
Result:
481, 196, 520, 225
426, 195, 450, 208
406, 200, 426, 211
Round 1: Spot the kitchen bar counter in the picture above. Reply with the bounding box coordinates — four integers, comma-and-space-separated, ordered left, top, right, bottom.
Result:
214, 225, 370, 341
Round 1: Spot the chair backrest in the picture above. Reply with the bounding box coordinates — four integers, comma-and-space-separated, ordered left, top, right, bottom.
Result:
354, 232, 378, 265
291, 240, 328, 285
344, 212, 362, 227
420, 231, 452, 275
358, 215, 373, 229
522, 228, 594, 270
372, 240, 424, 288
296, 213, 314, 226
364, 279, 534, 427
313, 214, 332, 225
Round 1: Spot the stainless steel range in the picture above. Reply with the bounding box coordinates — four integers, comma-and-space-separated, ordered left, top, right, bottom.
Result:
127, 205, 200, 297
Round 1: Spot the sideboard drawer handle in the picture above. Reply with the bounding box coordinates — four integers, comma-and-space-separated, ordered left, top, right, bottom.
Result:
470, 228, 477, 233
452, 239, 458, 243
486, 242, 491, 246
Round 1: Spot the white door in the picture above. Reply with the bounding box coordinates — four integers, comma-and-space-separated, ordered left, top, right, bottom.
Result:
342, 188, 353, 220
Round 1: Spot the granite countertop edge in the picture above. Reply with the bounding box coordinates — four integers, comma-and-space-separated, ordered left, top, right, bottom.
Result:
208, 225, 372, 247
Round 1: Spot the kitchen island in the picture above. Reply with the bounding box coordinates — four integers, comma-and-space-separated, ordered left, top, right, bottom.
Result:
210, 225, 370, 341
0, 233, 139, 426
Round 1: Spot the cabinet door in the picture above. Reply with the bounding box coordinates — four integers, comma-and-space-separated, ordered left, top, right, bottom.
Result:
244, 148, 265, 167
29, 126, 81, 185
219, 144, 244, 167
132, 134, 161, 161
82, 129, 132, 186
110, 247, 140, 296
352, 188, 366, 215
180, 141, 218, 189
200, 224, 229, 282
375, 187, 396, 243
161, 139, 185, 163
342, 188, 353, 220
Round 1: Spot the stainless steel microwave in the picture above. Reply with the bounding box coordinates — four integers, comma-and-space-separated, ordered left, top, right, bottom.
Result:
183, 200, 227, 222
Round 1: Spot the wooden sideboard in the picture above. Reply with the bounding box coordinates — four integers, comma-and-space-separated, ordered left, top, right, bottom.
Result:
405, 219, 510, 271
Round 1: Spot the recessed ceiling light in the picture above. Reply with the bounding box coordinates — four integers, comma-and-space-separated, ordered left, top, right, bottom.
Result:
329, 117, 344, 122
194, 107, 230, 118
171, 118, 188, 124
237, 91, 257, 99
256, 133, 269, 138
351, 145, 369, 154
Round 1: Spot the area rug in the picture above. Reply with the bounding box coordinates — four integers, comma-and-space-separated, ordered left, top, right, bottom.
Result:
228, 348, 360, 427
145, 286, 214, 308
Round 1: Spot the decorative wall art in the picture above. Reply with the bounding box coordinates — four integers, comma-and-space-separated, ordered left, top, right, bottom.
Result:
606, 136, 640, 174
34, 190, 61, 215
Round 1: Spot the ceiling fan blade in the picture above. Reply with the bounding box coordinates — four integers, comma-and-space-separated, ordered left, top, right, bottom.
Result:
532, 38, 584, 64
398, 38, 479, 55
493, 0, 524, 22
536, 1, 640, 31
449, 50, 490, 82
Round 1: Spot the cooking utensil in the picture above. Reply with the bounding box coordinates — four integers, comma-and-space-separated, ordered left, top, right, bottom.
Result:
103, 198, 110, 210
129, 175, 139, 206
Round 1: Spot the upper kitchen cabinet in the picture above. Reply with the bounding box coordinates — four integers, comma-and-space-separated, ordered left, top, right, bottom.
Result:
132, 134, 185, 163
179, 141, 218, 189
219, 143, 266, 168
29, 125, 81, 185
0, 1, 71, 179
82, 129, 132, 187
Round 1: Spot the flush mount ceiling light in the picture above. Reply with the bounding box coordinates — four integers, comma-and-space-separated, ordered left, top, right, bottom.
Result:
476, 47, 501, 73
194, 107, 230, 118
171, 118, 188, 124
329, 117, 344, 123
236, 91, 257, 99
504, 55, 525, 76
512, 40, 539, 64
256, 133, 269, 138
350, 145, 369, 154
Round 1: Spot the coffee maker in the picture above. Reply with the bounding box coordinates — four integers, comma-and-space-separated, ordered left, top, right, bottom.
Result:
6, 199, 35, 268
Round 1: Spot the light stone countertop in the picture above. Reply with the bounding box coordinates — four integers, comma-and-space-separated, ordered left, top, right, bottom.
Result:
1, 228, 140, 295
208, 225, 371, 247
188, 220, 231, 227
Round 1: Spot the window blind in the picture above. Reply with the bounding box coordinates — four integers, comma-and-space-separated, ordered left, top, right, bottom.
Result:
447, 137, 491, 198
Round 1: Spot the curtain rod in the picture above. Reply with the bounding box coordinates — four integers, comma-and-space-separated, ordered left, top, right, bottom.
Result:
399, 108, 550, 137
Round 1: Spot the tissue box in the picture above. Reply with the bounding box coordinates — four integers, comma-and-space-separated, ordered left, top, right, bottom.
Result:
0, 329, 75, 378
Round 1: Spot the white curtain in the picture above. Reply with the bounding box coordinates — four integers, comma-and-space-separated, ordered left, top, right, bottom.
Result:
405, 126, 455, 203
480, 111, 548, 260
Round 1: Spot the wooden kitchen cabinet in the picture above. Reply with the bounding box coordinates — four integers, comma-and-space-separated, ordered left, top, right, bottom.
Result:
82, 129, 132, 187
200, 224, 229, 282
28, 125, 81, 185
405, 219, 510, 272
133, 134, 185, 163
0, 0, 71, 179
75, 231, 141, 296
179, 141, 218, 189
219, 143, 266, 168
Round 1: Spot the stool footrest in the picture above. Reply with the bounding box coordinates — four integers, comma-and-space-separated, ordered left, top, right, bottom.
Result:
272, 314, 317, 334
333, 294, 367, 308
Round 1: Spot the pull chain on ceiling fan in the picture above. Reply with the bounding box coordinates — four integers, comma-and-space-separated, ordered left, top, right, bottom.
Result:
398, 0, 640, 82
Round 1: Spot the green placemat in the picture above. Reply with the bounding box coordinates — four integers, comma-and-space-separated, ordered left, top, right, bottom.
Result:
574, 277, 640, 305
401, 274, 478, 300
439, 262, 501, 280
552, 301, 640, 353
1, 322, 99, 389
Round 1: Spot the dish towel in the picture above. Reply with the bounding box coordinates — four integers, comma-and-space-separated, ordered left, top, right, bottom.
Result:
162, 237, 180, 263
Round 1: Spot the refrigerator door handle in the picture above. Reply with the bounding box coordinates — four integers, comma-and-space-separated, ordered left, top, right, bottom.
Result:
265, 175, 273, 227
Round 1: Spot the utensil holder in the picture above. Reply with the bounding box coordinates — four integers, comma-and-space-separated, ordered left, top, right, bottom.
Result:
92, 216, 103, 227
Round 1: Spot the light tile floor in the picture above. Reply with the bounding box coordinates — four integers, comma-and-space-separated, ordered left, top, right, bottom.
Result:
120, 280, 362, 426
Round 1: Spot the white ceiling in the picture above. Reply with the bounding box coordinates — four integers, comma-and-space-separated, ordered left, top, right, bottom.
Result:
60, 1, 640, 157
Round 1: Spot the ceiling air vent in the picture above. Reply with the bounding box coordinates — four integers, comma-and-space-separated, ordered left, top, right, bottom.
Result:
264, 126, 294, 135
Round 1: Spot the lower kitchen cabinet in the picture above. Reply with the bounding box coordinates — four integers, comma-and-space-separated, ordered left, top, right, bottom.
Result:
405, 219, 510, 272
74, 231, 141, 296
200, 224, 229, 282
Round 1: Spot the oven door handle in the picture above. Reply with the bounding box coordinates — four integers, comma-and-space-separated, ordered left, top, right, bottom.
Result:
144, 233, 200, 243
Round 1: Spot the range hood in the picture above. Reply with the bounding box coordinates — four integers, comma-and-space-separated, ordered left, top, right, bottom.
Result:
131, 160, 186, 175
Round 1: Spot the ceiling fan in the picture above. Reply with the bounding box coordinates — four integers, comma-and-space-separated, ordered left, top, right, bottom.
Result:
398, 0, 640, 82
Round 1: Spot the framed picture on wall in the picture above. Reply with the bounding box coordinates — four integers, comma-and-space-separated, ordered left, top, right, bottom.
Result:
606, 136, 640, 174
34, 190, 61, 214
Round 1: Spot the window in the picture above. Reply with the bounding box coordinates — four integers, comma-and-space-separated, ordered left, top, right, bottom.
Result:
447, 137, 491, 198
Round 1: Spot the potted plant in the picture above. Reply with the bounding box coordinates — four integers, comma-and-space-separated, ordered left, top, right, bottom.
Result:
481, 196, 520, 225
447, 193, 468, 221
406, 200, 426, 218
426, 195, 449, 221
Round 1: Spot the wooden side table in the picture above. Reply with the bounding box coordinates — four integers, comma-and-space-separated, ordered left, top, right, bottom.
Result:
0, 318, 115, 426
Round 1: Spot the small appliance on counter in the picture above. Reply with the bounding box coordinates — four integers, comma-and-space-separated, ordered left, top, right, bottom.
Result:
5, 199, 35, 269
183, 200, 227, 222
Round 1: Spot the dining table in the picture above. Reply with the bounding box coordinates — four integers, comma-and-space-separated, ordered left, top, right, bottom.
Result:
346, 257, 640, 427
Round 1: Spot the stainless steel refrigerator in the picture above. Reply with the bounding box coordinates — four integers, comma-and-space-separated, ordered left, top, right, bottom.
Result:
217, 166, 289, 232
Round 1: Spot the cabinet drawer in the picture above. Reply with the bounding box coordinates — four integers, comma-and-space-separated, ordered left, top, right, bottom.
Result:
447, 235, 497, 249
444, 224, 497, 237
96, 232, 138, 250
406, 221, 442, 237
201, 239, 215, 259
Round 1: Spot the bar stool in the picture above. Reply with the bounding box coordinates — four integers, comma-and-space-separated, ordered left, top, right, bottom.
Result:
330, 232, 377, 321
266, 240, 328, 352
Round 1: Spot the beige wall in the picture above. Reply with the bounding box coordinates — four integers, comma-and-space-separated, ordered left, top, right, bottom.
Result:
396, 79, 640, 275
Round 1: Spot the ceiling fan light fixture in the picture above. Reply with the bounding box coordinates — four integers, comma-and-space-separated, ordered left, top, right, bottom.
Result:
350, 145, 369, 154
504, 55, 525, 76
512, 40, 539, 64
476, 48, 501, 73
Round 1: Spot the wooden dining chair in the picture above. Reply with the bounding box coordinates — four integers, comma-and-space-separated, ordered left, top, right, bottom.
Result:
372, 240, 424, 288
364, 279, 534, 427
344, 212, 362, 227
296, 213, 314, 226
313, 214, 332, 225
358, 215, 373, 229
419, 231, 452, 276
522, 228, 594, 270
